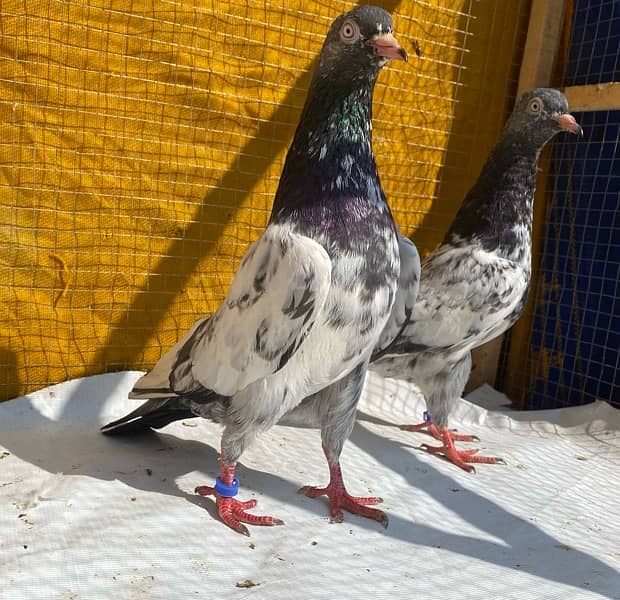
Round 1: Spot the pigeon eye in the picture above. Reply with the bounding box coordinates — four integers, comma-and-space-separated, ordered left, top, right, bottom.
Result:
340, 20, 360, 43
528, 98, 542, 114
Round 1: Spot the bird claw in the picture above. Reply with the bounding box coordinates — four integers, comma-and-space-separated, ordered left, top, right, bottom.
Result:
329, 511, 344, 524
399, 422, 431, 433
195, 485, 284, 535
299, 484, 387, 527
400, 421, 479, 442
420, 440, 504, 474
454, 432, 480, 443
403, 420, 499, 471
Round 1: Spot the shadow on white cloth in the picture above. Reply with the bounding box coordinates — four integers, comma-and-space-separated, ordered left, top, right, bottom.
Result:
0, 371, 618, 599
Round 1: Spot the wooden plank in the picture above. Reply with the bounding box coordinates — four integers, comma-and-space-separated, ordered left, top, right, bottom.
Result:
471, 0, 567, 395
564, 82, 620, 112
517, 0, 567, 95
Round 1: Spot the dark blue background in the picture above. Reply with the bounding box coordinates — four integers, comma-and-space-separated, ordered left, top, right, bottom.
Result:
525, 0, 619, 409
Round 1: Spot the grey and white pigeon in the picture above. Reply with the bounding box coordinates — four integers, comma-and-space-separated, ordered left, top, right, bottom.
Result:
101, 5, 407, 534
370, 88, 582, 472
283, 230, 419, 524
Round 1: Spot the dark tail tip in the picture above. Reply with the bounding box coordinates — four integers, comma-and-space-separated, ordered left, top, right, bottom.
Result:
100, 409, 195, 436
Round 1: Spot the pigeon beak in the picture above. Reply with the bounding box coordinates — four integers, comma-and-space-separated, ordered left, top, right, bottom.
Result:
555, 113, 583, 136
370, 32, 408, 62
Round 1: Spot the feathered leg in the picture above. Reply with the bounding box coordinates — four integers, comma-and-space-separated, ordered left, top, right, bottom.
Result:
298, 362, 388, 527
400, 353, 503, 472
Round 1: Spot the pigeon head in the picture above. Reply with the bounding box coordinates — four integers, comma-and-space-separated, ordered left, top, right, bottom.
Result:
271, 6, 406, 220
448, 87, 582, 257
505, 88, 582, 151
316, 5, 407, 86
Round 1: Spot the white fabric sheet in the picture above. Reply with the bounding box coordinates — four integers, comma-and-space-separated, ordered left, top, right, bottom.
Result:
1, 371, 619, 599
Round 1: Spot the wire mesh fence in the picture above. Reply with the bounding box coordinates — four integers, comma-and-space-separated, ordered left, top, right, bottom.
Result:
502, 0, 619, 409
525, 109, 618, 409
565, 0, 619, 86
0, 0, 532, 402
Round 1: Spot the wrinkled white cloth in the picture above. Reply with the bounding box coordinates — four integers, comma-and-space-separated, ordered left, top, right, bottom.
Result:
1, 371, 618, 600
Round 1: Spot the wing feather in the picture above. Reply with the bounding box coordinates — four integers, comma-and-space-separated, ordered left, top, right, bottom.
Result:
397, 244, 528, 353
372, 234, 420, 359
168, 225, 332, 397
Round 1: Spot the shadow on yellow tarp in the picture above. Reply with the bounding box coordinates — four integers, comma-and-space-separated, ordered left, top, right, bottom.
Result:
0, 0, 530, 401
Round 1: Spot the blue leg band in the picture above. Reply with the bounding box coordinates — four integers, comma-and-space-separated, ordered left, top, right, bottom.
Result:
214, 476, 239, 497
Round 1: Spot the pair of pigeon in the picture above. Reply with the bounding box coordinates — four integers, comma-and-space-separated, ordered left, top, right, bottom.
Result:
102, 6, 582, 535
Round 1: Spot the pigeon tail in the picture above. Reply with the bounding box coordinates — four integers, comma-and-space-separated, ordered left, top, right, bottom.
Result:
100, 397, 194, 435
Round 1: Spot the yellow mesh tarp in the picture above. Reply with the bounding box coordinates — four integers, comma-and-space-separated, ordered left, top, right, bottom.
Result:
0, 0, 530, 401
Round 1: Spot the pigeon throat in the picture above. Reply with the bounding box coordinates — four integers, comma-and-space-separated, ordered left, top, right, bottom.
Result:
446, 147, 539, 261
271, 77, 383, 213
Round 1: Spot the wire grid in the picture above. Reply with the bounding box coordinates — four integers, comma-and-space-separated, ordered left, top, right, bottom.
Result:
502, 0, 619, 410
0, 0, 530, 401
564, 0, 620, 86
527, 110, 619, 409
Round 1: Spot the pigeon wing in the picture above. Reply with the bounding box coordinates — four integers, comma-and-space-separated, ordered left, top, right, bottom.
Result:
399, 244, 528, 353
372, 234, 420, 359
132, 226, 332, 400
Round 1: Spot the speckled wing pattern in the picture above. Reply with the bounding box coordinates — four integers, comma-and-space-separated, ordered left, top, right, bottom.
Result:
395, 242, 529, 355
372, 234, 420, 359
130, 224, 331, 400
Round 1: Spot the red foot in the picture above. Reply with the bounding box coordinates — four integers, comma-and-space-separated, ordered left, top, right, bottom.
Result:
195, 462, 283, 536
419, 427, 504, 473
195, 486, 283, 536
400, 420, 479, 442
299, 454, 387, 527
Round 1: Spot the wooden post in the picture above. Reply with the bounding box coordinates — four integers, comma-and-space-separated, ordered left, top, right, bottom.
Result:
564, 82, 620, 111
467, 0, 568, 397
517, 0, 568, 95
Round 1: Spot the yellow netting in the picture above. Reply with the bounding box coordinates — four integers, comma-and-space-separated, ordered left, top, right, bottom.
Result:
0, 0, 530, 401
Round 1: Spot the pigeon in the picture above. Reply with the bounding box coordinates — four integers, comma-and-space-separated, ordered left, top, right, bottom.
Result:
370, 88, 582, 472
101, 5, 407, 535
283, 230, 419, 524
372, 233, 421, 360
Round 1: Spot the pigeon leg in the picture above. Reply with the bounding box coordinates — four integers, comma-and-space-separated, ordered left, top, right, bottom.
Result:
400, 411, 479, 442
420, 427, 504, 473
195, 462, 284, 536
299, 445, 387, 527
